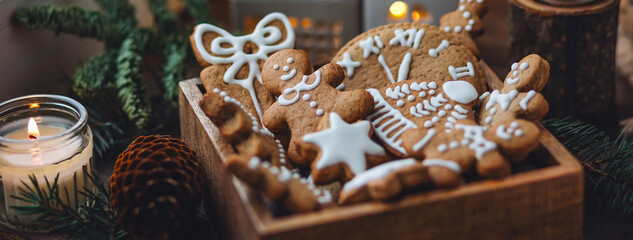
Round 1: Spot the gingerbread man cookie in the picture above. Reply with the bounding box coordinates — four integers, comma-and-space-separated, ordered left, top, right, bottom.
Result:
477, 54, 550, 127
262, 49, 375, 166
300, 112, 386, 185
225, 155, 332, 213
338, 158, 430, 205
190, 12, 295, 124
199, 89, 289, 168
439, 0, 488, 56
401, 118, 543, 187
332, 22, 486, 91
366, 79, 481, 157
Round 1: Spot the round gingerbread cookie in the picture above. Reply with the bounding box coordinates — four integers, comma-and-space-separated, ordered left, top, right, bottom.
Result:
331, 22, 486, 93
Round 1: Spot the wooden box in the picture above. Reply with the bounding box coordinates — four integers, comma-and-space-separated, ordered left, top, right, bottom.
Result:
179, 61, 584, 240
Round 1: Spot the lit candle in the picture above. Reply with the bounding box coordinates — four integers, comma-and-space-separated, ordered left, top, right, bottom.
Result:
0, 95, 94, 230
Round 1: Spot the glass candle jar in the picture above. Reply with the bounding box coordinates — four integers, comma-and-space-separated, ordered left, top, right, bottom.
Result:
0, 95, 94, 230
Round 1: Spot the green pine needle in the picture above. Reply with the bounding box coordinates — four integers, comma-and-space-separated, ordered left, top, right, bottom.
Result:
162, 42, 187, 104
12, 5, 132, 44
10, 170, 126, 239
73, 50, 119, 99
115, 33, 152, 130
543, 118, 633, 216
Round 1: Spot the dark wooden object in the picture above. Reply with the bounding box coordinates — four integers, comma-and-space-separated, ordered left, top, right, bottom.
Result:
508, 0, 619, 128
178, 60, 584, 240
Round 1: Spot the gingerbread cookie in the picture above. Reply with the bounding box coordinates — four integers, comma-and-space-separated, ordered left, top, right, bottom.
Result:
300, 112, 386, 185
332, 22, 486, 91
225, 155, 332, 213
339, 158, 430, 205
190, 12, 295, 124
366, 79, 481, 157
199, 89, 289, 168
477, 54, 550, 127
261, 49, 375, 165
439, 0, 488, 56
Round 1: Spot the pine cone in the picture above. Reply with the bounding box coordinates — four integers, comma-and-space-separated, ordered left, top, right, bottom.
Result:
110, 135, 204, 240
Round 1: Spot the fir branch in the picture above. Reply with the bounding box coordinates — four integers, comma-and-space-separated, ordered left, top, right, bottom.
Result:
73, 50, 119, 99
115, 32, 152, 130
543, 118, 633, 216
147, 0, 179, 33
162, 42, 187, 104
10, 170, 126, 239
12, 6, 132, 44
183, 0, 214, 24
95, 0, 137, 25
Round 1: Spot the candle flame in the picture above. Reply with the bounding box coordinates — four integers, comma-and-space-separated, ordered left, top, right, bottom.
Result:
29, 103, 40, 108
28, 117, 40, 140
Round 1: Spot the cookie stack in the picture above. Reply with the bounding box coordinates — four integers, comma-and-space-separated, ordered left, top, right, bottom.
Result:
189, 0, 550, 213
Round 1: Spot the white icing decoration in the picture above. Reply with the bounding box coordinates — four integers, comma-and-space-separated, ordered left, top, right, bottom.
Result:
451, 111, 467, 120
216, 89, 275, 137
463, 11, 471, 18
386, 86, 406, 99
283, 65, 290, 71
455, 124, 497, 159
389, 28, 425, 49
316, 109, 324, 116
454, 26, 462, 32
423, 100, 437, 111
511, 62, 519, 70
485, 116, 492, 124
439, 110, 447, 117
407, 95, 415, 101
510, 121, 519, 128
490, 108, 497, 115
442, 80, 478, 104
337, 52, 361, 77
419, 92, 427, 97
515, 130, 523, 136
303, 94, 311, 101
193, 12, 295, 122
424, 120, 433, 128
423, 159, 461, 173
303, 112, 385, 175
248, 156, 261, 169
430, 94, 448, 107
367, 89, 418, 155
398, 52, 412, 82
359, 35, 383, 58
429, 90, 436, 95
411, 103, 431, 117
280, 68, 296, 80
279, 71, 322, 105
520, 90, 537, 110
438, 144, 448, 152
445, 104, 453, 110
496, 126, 512, 140
429, 40, 449, 58
448, 62, 475, 80
432, 116, 440, 122
485, 90, 519, 111
396, 100, 405, 107
413, 129, 437, 151
378, 55, 396, 84
479, 92, 490, 101
287, 58, 294, 63
273, 64, 279, 70
336, 83, 345, 91
454, 105, 469, 114
520, 62, 529, 70
429, 82, 437, 89
342, 159, 417, 191
310, 101, 317, 108
450, 141, 459, 148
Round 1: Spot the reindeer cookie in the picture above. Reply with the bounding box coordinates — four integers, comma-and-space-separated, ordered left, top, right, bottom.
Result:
190, 12, 295, 124
332, 19, 486, 91
366, 79, 481, 157
300, 112, 386, 185
477, 54, 550, 127
262, 49, 375, 166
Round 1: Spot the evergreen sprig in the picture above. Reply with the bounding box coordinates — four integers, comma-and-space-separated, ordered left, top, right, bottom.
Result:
10, 170, 126, 239
73, 50, 118, 99
184, 0, 214, 24
543, 118, 633, 216
12, 6, 132, 45
115, 32, 152, 130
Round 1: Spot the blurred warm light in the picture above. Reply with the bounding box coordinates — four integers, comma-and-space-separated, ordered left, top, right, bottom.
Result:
411, 11, 421, 21
390, 1, 408, 18
289, 17, 298, 28
29, 103, 39, 109
301, 18, 313, 29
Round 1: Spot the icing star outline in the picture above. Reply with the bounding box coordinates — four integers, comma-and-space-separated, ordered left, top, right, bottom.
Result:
303, 112, 385, 175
